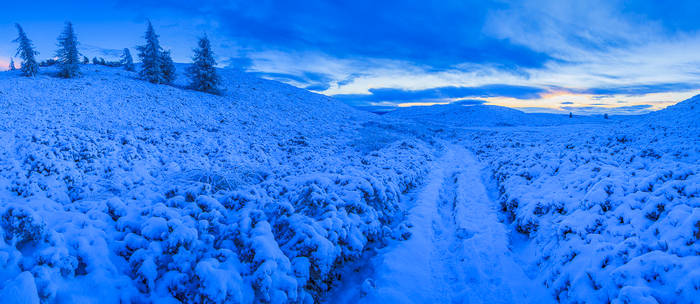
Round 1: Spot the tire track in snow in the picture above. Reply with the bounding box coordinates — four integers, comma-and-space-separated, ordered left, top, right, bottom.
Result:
332, 145, 553, 304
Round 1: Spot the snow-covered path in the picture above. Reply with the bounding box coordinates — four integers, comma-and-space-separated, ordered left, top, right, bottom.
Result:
329, 145, 553, 304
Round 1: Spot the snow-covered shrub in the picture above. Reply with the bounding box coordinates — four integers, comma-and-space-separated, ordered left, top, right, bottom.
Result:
0, 64, 435, 302
466, 117, 700, 303
1, 206, 46, 244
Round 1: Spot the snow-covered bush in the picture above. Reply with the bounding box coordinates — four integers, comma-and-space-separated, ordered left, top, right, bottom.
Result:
466, 111, 700, 303
13, 24, 39, 77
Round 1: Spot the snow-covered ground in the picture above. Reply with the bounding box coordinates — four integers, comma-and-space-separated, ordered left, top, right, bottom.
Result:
328, 144, 552, 304
387, 100, 700, 303
1, 66, 699, 303
0, 66, 434, 303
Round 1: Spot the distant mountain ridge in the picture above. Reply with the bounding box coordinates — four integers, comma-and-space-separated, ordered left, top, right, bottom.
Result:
384, 103, 609, 127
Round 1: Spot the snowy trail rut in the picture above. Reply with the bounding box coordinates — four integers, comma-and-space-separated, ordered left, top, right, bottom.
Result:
330, 145, 552, 304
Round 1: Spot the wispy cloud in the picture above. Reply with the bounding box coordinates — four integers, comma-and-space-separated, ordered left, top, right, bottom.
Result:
332, 85, 547, 106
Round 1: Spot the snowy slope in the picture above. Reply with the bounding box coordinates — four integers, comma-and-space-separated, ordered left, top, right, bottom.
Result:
0, 66, 435, 303
646, 94, 700, 127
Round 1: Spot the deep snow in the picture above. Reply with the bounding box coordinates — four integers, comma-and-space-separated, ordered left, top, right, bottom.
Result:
0, 65, 699, 303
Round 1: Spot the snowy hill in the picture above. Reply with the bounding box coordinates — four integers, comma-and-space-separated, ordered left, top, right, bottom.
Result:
0, 66, 434, 303
646, 94, 700, 127
385, 103, 608, 128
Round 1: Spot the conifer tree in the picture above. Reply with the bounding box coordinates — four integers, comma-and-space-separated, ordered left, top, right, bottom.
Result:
92, 57, 99, 65
160, 50, 176, 84
186, 35, 221, 94
56, 22, 81, 78
137, 21, 164, 83
13, 24, 39, 77
9, 58, 16, 71
121, 48, 135, 71
83, 56, 89, 64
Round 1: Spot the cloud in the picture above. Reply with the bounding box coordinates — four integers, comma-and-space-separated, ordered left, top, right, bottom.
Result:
517, 107, 567, 114
250, 70, 334, 90
561, 104, 654, 115
333, 85, 546, 106
453, 99, 487, 105
221, 56, 252, 70
576, 83, 700, 96
214, 1, 551, 69
305, 83, 331, 92
80, 44, 124, 60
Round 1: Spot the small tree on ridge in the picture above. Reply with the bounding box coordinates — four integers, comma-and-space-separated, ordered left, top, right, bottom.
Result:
137, 21, 164, 84
160, 50, 176, 84
13, 24, 39, 77
121, 48, 135, 71
56, 21, 81, 78
187, 35, 221, 94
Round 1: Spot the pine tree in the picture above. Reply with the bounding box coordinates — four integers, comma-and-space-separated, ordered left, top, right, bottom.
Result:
187, 35, 221, 94
92, 57, 99, 65
121, 48, 135, 71
83, 56, 89, 64
56, 22, 81, 78
13, 24, 39, 77
160, 50, 176, 84
137, 21, 164, 84
9, 58, 16, 71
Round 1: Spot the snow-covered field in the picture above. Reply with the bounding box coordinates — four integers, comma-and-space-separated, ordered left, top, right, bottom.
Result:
1, 66, 699, 303
0, 66, 434, 303
387, 101, 700, 303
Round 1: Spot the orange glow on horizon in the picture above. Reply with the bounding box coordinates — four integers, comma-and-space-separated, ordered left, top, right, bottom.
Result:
0, 58, 9, 71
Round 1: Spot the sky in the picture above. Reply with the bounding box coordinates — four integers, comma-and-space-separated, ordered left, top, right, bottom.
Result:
2, 0, 700, 114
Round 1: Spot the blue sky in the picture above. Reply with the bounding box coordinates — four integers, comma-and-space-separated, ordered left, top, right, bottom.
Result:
2, 0, 700, 114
